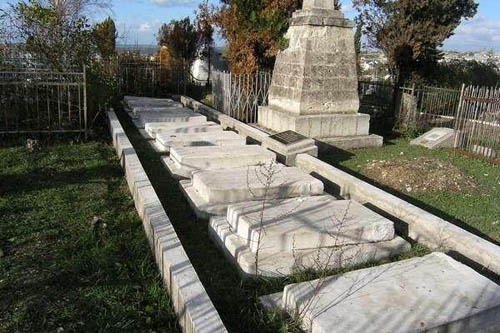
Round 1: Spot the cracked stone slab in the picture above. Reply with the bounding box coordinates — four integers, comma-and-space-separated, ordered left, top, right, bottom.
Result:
281, 252, 500, 333
209, 216, 409, 278
225, 196, 395, 253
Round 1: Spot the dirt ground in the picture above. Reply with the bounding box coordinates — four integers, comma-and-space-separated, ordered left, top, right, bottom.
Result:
363, 157, 479, 194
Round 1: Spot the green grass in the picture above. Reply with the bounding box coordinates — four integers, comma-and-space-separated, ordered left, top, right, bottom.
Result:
0, 142, 180, 332
319, 137, 500, 244
113, 108, 432, 332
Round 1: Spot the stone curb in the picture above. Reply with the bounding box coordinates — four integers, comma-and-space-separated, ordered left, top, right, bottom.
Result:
107, 110, 228, 333
295, 153, 500, 277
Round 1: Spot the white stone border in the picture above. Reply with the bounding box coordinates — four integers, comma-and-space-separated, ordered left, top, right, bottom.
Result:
107, 110, 227, 333
295, 153, 500, 276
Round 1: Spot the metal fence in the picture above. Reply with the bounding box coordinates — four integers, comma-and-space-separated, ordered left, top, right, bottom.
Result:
397, 85, 461, 130
118, 62, 210, 99
455, 85, 500, 159
211, 70, 272, 123
0, 68, 87, 136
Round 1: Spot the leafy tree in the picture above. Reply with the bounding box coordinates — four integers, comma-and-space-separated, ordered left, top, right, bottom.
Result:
353, 0, 478, 87
209, 0, 342, 74
1, 0, 111, 70
156, 17, 199, 67
429, 59, 500, 88
196, 0, 214, 82
209, 0, 301, 74
93, 16, 116, 60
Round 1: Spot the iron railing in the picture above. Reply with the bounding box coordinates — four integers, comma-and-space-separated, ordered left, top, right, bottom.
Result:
0, 68, 87, 136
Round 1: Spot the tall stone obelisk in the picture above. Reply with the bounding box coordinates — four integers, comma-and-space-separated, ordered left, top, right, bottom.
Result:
258, 0, 382, 148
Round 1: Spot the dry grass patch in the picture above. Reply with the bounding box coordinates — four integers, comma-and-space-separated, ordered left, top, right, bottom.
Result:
363, 157, 479, 194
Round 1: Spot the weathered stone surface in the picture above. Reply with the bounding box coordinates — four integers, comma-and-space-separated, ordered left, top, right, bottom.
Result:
259, 106, 370, 138
319, 134, 383, 149
155, 131, 246, 153
145, 122, 222, 139
107, 110, 227, 333
193, 165, 323, 204
178, 96, 320, 164
264, 2, 359, 116
180, 164, 324, 218
294, 153, 500, 276
125, 97, 181, 109
290, 1, 352, 27
411, 127, 456, 149
164, 145, 276, 178
226, 196, 395, 252
281, 253, 500, 333
130, 106, 185, 116
257, 2, 379, 147
138, 110, 207, 127
209, 216, 409, 278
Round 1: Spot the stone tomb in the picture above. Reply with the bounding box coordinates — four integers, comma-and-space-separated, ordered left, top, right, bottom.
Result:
124, 96, 181, 110
264, 253, 500, 332
257, 0, 382, 148
136, 109, 207, 128
209, 195, 410, 277
411, 127, 456, 149
145, 122, 222, 139
163, 145, 276, 179
154, 131, 246, 153
180, 164, 324, 218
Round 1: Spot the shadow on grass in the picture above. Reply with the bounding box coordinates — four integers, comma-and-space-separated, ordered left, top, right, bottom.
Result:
0, 141, 181, 332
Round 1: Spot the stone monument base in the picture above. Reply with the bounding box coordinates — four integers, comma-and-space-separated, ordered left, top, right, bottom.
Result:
258, 106, 383, 149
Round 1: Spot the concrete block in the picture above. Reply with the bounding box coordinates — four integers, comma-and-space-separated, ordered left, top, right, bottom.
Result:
226, 196, 395, 252
258, 107, 371, 139
411, 127, 456, 149
319, 134, 383, 150
281, 253, 500, 333
155, 131, 247, 153
180, 164, 324, 218
209, 216, 410, 278
145, 122, 222, 139
163, 145, 276, 179
107, 110, 227, 333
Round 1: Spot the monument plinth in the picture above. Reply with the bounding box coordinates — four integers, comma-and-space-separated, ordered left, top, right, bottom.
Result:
258, 0, 382, 148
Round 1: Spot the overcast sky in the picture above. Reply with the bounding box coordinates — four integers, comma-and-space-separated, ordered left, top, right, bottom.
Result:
1, 0, 499, 51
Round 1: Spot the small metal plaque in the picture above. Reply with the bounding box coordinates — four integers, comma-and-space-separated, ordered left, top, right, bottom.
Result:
269, 130, 308, 146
